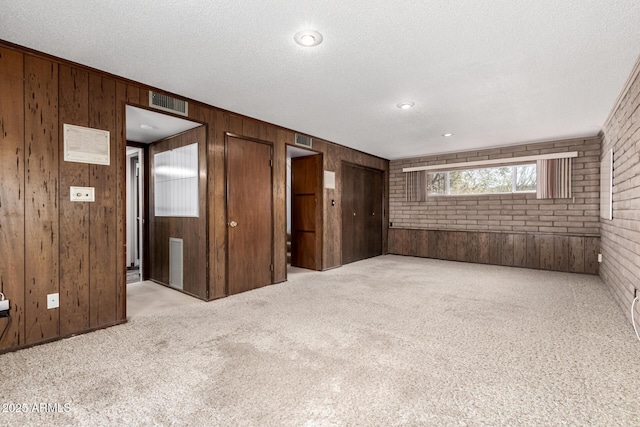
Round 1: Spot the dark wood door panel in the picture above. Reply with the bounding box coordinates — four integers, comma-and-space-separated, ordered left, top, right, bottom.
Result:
292, 156, 318, 194
341, 164, 356, 264
292, 195, 316, 231
342, 163, 384, 265
353, 166, 366, 260
227, 136, 273, 295
365, 168, 384, 259
291, 232, 316, 269
291, 154, 322, 270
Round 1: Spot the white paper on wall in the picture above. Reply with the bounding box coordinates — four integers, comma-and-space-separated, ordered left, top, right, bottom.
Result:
64, 124, 110, 165
324, 171, 335, 189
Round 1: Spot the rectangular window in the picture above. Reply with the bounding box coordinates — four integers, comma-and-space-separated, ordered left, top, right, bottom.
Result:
154, 143, 199, 217
426, 164, 536, 196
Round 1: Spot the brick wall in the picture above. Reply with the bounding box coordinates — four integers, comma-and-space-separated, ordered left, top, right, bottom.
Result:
389, 136, 601, 235
600, 57, 640, 321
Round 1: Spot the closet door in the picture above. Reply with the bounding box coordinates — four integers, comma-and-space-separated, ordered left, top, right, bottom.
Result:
341, 163, 383, 264
353, 165, 367, 261
364, 169, 383, 259
341, 164, 356, 264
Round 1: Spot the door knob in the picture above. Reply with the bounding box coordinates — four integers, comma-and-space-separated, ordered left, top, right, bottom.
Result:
229, 220, 238, 227
353, 212, 356, 216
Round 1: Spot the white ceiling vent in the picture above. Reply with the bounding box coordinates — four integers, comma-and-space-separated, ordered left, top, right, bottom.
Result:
149, 91, 189, 117
295, 134, 312, 148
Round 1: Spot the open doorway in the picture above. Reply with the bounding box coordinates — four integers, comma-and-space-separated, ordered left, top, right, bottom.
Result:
126, 146, 143, 283
125, 105, 206, 318
286, 145, 323, 271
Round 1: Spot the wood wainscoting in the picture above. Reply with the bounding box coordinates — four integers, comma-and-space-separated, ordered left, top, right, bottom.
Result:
388, 228, 599, 274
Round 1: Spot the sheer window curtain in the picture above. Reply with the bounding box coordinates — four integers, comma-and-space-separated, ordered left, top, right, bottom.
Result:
406, 170, 427, 202
536, 158, 572, 199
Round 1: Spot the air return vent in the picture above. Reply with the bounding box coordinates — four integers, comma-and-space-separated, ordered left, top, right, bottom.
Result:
169, 238, 184, 290
294, 134, 312, 148
149, 91, 189, 117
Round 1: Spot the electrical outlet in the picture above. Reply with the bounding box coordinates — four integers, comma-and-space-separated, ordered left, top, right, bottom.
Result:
47, 293, 59, 309
0, 299, 9, 312
597, 253, 603, 263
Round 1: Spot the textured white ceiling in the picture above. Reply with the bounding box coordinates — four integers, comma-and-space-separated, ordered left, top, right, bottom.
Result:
126, 106, 202, 144
287, 145, 317, 159
1, 1, 639, 159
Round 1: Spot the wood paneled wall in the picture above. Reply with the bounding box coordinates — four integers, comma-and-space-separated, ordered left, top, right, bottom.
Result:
0, 48, 26, 348
298, 140, 389, 269
388, 228, 599, 274
25, 55, 59, 343
148, 126, 208, 299
0, 45, 127, 352
0, 40, 389, 351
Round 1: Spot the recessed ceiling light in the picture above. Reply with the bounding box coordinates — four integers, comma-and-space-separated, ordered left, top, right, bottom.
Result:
294, 30, 323, 47
442, 133, 454, 137
140, 124, 154, 130
397, 102, 415, 110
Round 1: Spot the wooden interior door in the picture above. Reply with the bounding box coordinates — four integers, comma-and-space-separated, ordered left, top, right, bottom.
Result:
227, 136, 273, 295
342, 163, 383, 264
341, 164, 356, 264
291, 154, 322, 270
352, 166, 367, 260
365, 169, 384, 258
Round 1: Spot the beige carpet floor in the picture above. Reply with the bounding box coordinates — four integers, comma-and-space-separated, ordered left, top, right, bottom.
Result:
1, 255, 639, 426
127, 280, 205, 319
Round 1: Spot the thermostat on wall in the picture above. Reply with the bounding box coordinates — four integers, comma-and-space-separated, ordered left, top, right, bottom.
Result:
70, 186, 95, 202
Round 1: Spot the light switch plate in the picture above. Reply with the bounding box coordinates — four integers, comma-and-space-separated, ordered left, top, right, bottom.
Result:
70, 186, 95, 202
47, 293, 59, 309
